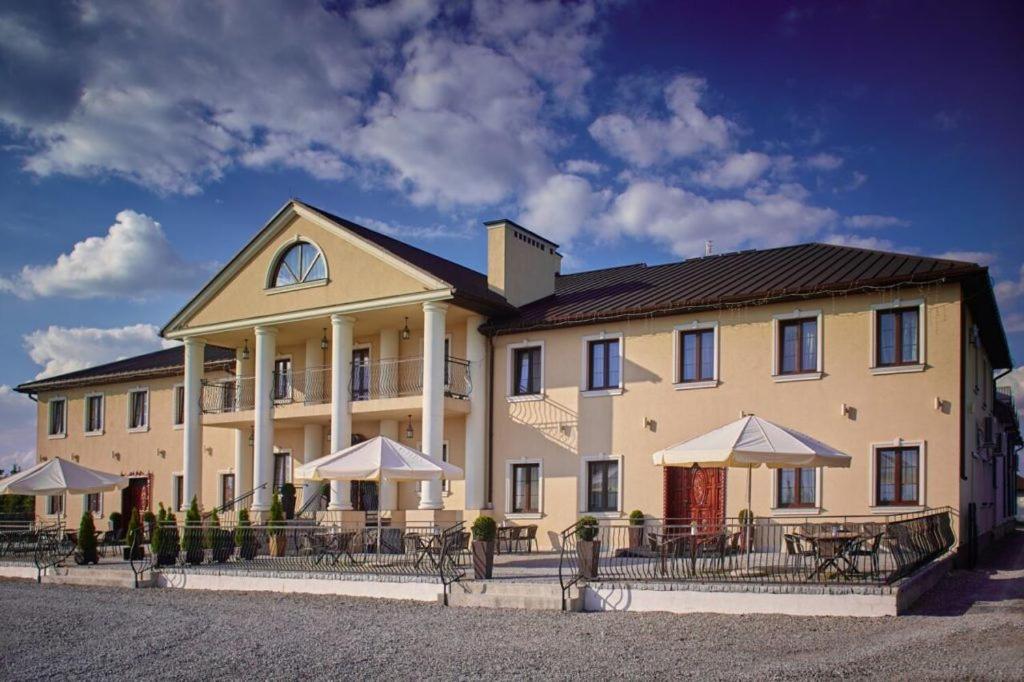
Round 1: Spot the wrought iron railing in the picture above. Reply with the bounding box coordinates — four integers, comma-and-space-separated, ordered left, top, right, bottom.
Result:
352, 356, 471, 401
296, 483, 330, 519
33, 525, 75, 582
201, 376, 256, 413
202, 483, 267, 521
558, 508, 954, 609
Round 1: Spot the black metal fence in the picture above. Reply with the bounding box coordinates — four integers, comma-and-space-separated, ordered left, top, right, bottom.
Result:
558, 508, 955, 606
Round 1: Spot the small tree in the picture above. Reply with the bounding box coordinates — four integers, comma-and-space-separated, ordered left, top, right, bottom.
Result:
471, 515, 497, 542
576, 515, 600, 542
125, 508, 143, 560
267, 492, 287, 557
280, 483, 297, 519
77, 511, 98, 564
629, 509, 645, 526
268, 492, 285, 528
182, 496, 204, 564
108, 511, 123, 537
236, 507, 257, 560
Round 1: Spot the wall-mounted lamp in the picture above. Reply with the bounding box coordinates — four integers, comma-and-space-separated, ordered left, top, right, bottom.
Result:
241, 339, 250, 361
248, 428, 255, 447
205, 446, 214, 456
111, 451, 120, 461
71, 454, 80, 462
156, 449, 166, 459
401, 317, 411, 341
643, 417, 657, 432
320, 328, 329, 351
405, 414, 415, 439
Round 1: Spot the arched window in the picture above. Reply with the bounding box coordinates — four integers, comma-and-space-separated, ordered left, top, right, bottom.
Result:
271, 241, 326, 287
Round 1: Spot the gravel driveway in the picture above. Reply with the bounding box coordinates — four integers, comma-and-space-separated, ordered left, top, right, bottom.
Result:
1, 530, 1022, 681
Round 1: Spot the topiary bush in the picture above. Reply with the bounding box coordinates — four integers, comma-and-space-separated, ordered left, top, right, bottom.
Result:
576, 515, 600, 542
267, 492, 287, 557
206, 508, 234, 562
236, 507, 257, 560
739, 509, 755, 525
182, 496, 204, 565
629, 509, 645, 526
77, 511, 98, 564
471, 515, 497, 542
108, 511, 123, 537
125, 508, 144, 560
280, 482, 296, 519
159, 511, 180, 566
143, 509, 157, 537
151, 504, 166, 556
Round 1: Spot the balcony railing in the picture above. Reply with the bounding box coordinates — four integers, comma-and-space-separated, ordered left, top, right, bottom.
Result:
201, 357, 470, 414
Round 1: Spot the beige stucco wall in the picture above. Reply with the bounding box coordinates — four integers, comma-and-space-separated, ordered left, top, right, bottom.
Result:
491, 283, 968, 547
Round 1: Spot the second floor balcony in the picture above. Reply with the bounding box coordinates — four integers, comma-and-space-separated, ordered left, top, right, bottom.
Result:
201, 356, 471, 415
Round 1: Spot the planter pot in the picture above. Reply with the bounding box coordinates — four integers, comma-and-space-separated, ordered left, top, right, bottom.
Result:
471, 540, 494, 579
628, 526, 645, 550
577, 539, 601, 579
268, 532, 287, 557
156, 549, 179, 567
122, 546, 144, 562
239, 540, 259, 560
282, 494, 296, 520
76, 548, 99, 565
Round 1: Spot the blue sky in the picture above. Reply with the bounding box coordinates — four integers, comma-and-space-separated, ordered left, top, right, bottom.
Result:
0, 0, 1022, 470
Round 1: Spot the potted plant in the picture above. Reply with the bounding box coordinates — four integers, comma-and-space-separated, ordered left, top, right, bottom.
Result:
267, 492, 287, 557
280, 482, 297, 520
206, 509, 234, 563
236, 508, 258, 560
576, 515, 601, 579
108, 511, 122, 538
123, 508, 144, 561
470, 515, 497, 579
150, 504, 165, 559
153, 506, 180, 567
182, 496, 204, 565
143, 509, 157, 539
628, 509, 646, 549
76, 511, 99, 565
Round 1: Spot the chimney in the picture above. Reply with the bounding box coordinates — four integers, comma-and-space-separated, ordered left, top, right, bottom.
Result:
485, 218, 562, 307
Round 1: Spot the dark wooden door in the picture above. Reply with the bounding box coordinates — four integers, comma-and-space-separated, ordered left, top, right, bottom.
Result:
663, 466, 725, 529
121, 477, 150, 519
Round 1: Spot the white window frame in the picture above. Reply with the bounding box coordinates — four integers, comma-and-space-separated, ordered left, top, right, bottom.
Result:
506, 340, 545, 402
126, 387, 150, 433
47, 493, 65, 516
47, 397, 67, 439
83, 392, 105, 436
172, 383, 185, 429
770, 467, 823, 516
218, 471, 236, 508
171, 472, 185, 512
83, 492, 104, 518
580, 331, 625, 397
578, 454, 624, 517
264, 236, 331, 294
869, 298, 927, 375
771, 309, 823, 382
868, 439, 926, 513
672, 321, 720, 390
272, 448, 293, 487
505, 458, 544, 519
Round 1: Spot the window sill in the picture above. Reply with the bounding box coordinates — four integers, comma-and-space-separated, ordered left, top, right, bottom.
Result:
869, 505, 924, 515
871, 364, 925, 375
772, 372, 822, 383
582, 511, 622, 519
581, 388, 623, 398
85, 430, 105, 438
47, 433, 66, 440
127, 427, 150, 434
673, 380, 718, 391
506, 394, 544, 403
173, 424, 184, 431
264, 279, 329, 296
769, 507, 821, 517
505, 512, 543, 520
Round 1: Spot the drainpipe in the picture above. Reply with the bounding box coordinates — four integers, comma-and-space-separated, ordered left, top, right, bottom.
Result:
486, 331, 495, 508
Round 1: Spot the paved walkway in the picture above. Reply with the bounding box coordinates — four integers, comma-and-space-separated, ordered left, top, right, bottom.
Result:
0, 529, 1021, 680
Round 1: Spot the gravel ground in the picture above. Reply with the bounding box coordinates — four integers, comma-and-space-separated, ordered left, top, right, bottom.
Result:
1, 530, 1022, 681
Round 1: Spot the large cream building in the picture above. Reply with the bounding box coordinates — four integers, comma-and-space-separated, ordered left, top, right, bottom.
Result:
16, 200, 1020, 557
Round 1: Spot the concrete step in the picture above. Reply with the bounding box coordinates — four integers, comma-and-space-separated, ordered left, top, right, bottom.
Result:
42, 568, 153, 588
446, 581, 583, 611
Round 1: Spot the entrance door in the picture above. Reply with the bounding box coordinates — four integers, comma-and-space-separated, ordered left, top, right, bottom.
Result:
121, 477, 150, 520
663, 465, 725, 529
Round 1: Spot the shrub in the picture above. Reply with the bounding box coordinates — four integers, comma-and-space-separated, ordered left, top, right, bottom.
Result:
77, 511, 98, 564
280, 483, 296, 519
268, 492, 285, 531
235, 508, 257, 560
143, 509, 157, 526
151, 504, 166, 555
629, 509, 645, 526
108, 511, 123, 535
576, 515, 600, 542
205, 508, 220, 549
125, 508, 143, 560
470, 515, 497, 542
182, 496, 204, 564
739, 509, 755, 525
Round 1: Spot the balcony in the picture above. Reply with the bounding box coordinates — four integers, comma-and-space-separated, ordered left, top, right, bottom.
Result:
201, 357, 471, 416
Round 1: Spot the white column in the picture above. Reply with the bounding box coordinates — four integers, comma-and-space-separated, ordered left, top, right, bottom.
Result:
182, 337, 205, 510
302, 423, 323, 508
379, 327, 401, 511
379, 418, 399, 511
234, 347, 253, 498
329, 314, 355, 510
464, 315, 487, 510
252, 326, 277, 512
420, 302, 447, 510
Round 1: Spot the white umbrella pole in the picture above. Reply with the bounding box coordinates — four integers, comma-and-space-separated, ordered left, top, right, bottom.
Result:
376, 479, 383, 556
745, 466, 752, 570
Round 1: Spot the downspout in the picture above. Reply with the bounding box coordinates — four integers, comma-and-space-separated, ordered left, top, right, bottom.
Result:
486, 332, 495, 508
960, 297, 967, 481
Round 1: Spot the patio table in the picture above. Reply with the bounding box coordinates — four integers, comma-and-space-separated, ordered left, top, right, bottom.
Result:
801, 530, 861, 580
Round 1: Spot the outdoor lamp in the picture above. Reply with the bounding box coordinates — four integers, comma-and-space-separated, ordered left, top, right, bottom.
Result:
241, 339, 250, 361
405, 414, 414, 439
320, 328, 329, 351
401, 317, 411, 340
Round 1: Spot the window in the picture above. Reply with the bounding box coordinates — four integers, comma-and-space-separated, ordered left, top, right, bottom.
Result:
273, 358, 292, 401
876, 446, 919, 506
778, 318, 818, 375
777, 468, 816, 508
512, 346, 543, 396
84, 394, 104, 434
679, 329, 715, 383
511, 463, 540, 514
587, 460, 619, 513
273, 452, 292, 490
85, 492, 102, 516
173, 385, 185, 426
270, 241, 326, 288
876, 308, 919, 367
443, 336, 451, 387
47, 398, 66, 438
351, 348, 370, 401
172, 474, 184, 511
47, 494, 64, 515
221, 474, 236, 510
127, 389, 148, 431
586, 338, 621, 391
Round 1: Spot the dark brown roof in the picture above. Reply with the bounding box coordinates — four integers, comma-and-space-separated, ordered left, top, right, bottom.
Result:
298, 202, 514, 316
482, 242, 1013, 368
15, 345, 235, 394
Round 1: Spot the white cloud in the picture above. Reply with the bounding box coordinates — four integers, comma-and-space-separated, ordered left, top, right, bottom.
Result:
824, 234, 898, 251
599, 180, 836, 257
352, 0, 441, 39
933, 251, 997, 266
0, 385, 35, 474
0, 210, 215, 299
353, 216, 470, 240
589, 75, 733, 167
519, 173, 609, 245
1003, 313, 1024, 334
24, 324, 175, 379
694, 152, 773, 189
843, 214, 909, 229
995, 264, 1024, 304
932, 110, 961, 132
805, 153, 844, 171
562, 159, 605, 176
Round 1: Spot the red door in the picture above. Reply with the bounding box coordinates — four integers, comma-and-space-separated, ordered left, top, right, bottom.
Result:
121, 477, 150, 519
663, 465, 725, 530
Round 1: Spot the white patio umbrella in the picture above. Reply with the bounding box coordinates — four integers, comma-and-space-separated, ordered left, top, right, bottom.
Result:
0, 457, 129, 528
294, 436, 463, 553
652, 415, 851, 565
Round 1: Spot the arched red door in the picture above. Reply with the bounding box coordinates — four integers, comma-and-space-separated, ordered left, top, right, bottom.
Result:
663, 465, 725, 528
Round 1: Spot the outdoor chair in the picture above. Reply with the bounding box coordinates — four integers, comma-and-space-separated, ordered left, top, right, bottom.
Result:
848, 529, 884, 577
783, 533, 815, 570
695, 533, 729, 572
514, 525, 538, 554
